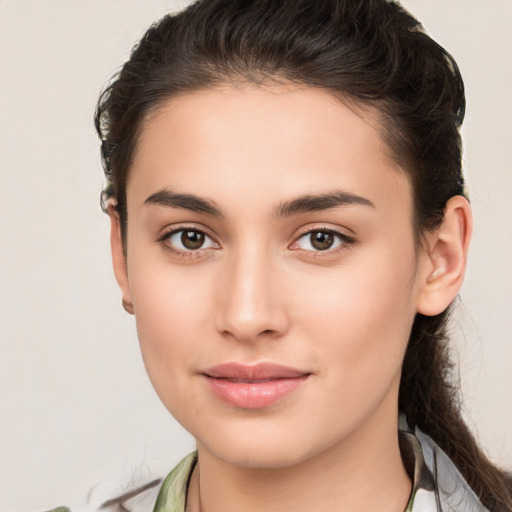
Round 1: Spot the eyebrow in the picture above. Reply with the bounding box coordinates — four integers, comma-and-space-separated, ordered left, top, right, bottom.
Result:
275, 190, 375, 217
144, 189, 224, 217
144, 188, 375, 218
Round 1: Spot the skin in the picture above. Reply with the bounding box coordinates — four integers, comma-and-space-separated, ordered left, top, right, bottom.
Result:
109, 84, 471, 512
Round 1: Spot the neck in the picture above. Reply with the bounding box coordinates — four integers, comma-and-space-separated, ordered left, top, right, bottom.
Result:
186, 400, 411, 512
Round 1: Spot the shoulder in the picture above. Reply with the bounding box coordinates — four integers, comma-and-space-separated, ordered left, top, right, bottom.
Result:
400, 416, 489, 512
43, 452, 197, 512
414, 428, 489, 512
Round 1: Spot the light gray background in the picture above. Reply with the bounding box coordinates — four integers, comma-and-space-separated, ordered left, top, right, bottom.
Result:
0, 1, 511, 510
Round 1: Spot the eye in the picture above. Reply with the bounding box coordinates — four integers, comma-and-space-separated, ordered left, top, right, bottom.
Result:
163, 228, 218, 252
292, 230, 351, 252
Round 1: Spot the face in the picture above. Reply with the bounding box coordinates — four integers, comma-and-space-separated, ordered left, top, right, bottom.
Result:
114, 84, 431, 469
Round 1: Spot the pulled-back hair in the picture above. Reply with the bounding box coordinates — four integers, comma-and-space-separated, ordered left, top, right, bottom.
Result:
95, 1, 512, 509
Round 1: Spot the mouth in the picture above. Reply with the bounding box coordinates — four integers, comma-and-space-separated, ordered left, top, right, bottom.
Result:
202, 362, 311, 409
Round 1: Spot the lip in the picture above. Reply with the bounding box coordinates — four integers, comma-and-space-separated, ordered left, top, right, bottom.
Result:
202, 362, 311, 409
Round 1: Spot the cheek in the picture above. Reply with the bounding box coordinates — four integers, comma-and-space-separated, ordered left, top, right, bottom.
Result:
128, 267, 215, 425
293, 244, 418, 382
127, 255, 215, 380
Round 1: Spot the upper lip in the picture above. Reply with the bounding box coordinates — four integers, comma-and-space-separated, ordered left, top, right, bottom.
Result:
203, 362, 310, 380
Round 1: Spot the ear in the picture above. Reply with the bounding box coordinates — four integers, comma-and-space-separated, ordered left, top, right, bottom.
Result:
108, 203, 134, 315
416, 195, 472, 316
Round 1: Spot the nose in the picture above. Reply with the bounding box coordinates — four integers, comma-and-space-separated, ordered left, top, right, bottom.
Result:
215, 246, 289, 342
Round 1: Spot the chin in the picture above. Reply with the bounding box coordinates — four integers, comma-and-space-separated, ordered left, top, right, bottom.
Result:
207, 440, 314, 469
193, 416, 336, 470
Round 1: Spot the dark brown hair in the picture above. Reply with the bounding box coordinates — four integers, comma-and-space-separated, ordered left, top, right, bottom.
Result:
95, 0, 512, 509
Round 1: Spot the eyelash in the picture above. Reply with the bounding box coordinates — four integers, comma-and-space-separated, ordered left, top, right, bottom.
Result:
156, 225, 219, 259
156, 225, 356, 259
291, 227, 356, 257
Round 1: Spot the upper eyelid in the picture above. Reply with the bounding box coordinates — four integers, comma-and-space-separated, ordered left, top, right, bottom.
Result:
292, 224, 354, 241
292, 221, 355, 237
158, 223, 217, 241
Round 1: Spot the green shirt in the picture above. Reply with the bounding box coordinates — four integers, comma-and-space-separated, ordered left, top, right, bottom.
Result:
46, 418, 488, 512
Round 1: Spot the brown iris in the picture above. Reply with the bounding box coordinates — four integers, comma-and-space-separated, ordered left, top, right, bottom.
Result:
310, 231, 335, 250
181, 230, 205, 250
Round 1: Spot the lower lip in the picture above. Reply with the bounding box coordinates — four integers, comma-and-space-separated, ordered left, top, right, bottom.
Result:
203, 375, 310, 409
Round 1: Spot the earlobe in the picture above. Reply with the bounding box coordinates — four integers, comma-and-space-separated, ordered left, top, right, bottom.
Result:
416, 195, 472, 316
108, 203, 134, 315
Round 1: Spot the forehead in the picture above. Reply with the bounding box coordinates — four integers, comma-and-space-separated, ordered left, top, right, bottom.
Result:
128, 84, 412, 216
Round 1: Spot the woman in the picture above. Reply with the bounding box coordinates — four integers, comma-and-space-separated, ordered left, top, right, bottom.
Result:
52, 0, 511, 510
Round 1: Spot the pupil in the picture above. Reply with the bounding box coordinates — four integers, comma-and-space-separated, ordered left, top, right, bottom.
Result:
181, 230, 205, 250
311, 231, 334, 250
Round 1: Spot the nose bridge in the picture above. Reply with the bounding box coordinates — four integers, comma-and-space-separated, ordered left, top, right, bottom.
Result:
215, 241, 287, 341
